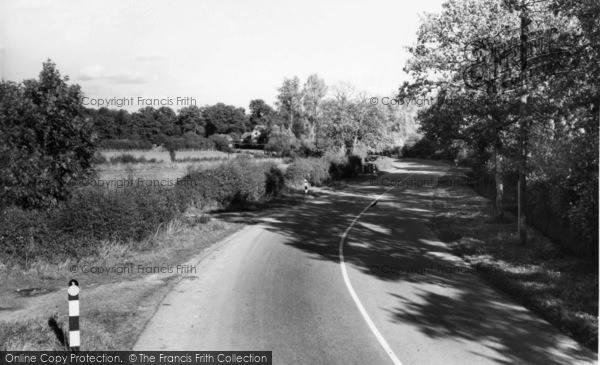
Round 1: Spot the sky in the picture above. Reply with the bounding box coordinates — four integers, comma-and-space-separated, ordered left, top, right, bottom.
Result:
0, 0, 445, 112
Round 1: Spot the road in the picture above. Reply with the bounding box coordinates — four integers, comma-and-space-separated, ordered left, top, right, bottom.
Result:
134, 159, 597, 364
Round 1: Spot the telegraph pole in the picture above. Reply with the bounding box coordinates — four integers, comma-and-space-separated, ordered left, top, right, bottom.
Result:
517, 0, 530, 245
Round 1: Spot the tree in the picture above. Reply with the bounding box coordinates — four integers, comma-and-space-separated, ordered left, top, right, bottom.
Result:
201, 103, 246, 137
0, 60, 96, 209
114, 109, 132, 138
403, 0, 599, 257
131, 107, 160, 142
248, 99, 275, 129
275, 76, 303, 135
177, 105, 205, 136
318, 84, 393, 155
155, 106, 177, 137
301, 74, 328, 143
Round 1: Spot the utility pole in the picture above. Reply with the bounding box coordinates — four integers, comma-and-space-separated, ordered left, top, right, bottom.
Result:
289, 97, 293, 129
517, 0, 530, 245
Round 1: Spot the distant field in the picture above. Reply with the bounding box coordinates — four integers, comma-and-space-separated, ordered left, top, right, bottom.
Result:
100, 149, 233, 163
95, 154, 286, 187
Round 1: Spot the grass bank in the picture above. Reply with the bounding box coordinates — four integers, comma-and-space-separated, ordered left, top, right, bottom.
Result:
0, 217, 244, 350
431, 165, 598, 351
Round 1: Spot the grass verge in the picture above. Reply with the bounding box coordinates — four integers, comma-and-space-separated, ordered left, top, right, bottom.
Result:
0, 217, 244, 350
431, 166, 598, 351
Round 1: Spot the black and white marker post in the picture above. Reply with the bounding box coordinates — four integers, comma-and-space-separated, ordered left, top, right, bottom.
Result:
303, 179, 309, 195
67, 279, 80, 351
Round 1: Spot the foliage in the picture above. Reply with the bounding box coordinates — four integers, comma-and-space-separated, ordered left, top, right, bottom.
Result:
402, 0, 599, 259
108, 154, 157, 164
201, 103, 246, 137
56, 186, 182, 243
209, 135, 235, 154
0, 60, 96, 209
265, 126, 299, 156
249, 99, 276, 129
264, 164, 286, 197
285, 157, 331, 186
401, 137, 437, 158
275, 76, 303, 134
163, 136, 213, 150
179, 159, 270, 209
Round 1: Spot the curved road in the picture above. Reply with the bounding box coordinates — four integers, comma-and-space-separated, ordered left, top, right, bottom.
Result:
134, 159, 596, 365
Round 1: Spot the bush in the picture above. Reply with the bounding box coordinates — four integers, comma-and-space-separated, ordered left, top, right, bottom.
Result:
163, 136, 213, 151
328, 154, 362, 180
55, 186, 181, 243
265, 126, 299, 156
91, 153, 108, 165
401, 137, 436, 158
1, 207, 52, 261
286, 157, 331, 186
210, 135, 235, 154
109, 154, 157, 164
265, 164, 285, 197
178, 159, 270, 209
0, 206, 92, 262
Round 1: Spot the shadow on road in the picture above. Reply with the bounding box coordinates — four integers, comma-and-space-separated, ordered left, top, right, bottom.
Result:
220, 159, 593, 364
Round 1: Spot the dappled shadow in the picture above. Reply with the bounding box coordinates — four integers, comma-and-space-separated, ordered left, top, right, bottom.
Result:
237, 159, 595, 364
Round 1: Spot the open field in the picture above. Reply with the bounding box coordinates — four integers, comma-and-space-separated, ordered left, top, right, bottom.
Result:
96, 161, 223, 184
95, 152, 286, 186
100, 149, 233, 163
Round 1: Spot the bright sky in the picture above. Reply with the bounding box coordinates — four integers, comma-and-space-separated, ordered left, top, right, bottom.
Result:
1, 0, 444, 112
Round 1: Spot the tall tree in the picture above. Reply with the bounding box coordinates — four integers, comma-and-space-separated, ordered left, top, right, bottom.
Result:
1, 60, 96, 209
301, 74, 327, 143
403, 0, 599, 256
275, 76, 302, 135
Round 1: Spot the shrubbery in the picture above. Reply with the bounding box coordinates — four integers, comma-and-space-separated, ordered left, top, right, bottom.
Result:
286, 157, 331, 186
109, 154, 157, 164
286, 154, 363, 186
373, 156, 393, 171
179, 159, 271, 209
209, 135, 235, 154
1, 154, 374, 265
56, 187, 183, 242
265, 164, 285, 197
0, 207, 61, 262
400, 137, 436, 158
328, 154, 362, 180
163, 136, 213, 151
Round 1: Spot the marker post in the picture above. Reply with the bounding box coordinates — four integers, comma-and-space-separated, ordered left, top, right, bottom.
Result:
67, 279, 80, 351
303, 179, 309, 194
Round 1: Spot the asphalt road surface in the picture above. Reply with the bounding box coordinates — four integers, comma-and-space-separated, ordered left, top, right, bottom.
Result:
134, 159, 597, 365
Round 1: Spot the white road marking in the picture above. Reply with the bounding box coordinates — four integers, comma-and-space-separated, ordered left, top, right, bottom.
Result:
338, 172, 416, 365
